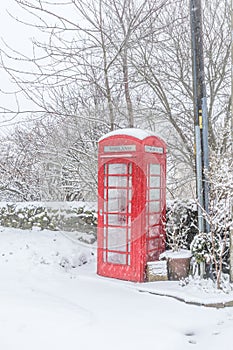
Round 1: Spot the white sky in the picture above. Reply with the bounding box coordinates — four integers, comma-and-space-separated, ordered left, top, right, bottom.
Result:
0, 1, 38, 134
0, 1, 34, 84
0, 0, 84, 134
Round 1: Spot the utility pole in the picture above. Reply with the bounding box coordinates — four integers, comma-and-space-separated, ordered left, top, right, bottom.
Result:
190, 0, 209, 233
230, 0, 233, 283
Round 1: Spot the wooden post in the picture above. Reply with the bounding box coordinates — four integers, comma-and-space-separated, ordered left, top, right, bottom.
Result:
190, 0, 209, 233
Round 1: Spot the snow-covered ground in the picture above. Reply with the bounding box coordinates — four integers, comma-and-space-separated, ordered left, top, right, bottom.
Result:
0, 227, 233, 350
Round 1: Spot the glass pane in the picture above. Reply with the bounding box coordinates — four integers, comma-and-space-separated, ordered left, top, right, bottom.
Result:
148, 226, 160, 237
150, 164, 160, 175
108, 176, 127, 187
148, 251, 159, 261
107, 227, 127, 252
150, 177, 161, 188
108, 189, 127, 212
129, 163, 132, 174
149, 176, 160, 188
128, 227, 131, 240
108, 199, 120, 212
103, 227, 107, 249
149, 188, 160, 200
149, 213, 160, 225
107, 252, 126, 265
104, 200, 107, 212
108, 214, 118, 225
148, 239, 159, 250
128, 189, 132, 200
108, 189, 119, 198
128, 177, 132, 188
149, 201, 160, 212
108, 213, 127, 226
108, 163, 127, 174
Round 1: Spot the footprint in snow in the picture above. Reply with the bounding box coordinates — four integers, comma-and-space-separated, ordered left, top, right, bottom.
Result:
212, 331, 220, 336
184, 331, 197, 345
212, 320, 224, 336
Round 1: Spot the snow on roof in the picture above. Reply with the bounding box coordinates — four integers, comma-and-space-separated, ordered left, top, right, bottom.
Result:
99, 128, 158, 141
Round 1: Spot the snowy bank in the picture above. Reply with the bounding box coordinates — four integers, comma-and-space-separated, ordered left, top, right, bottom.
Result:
1, 227, 233, 350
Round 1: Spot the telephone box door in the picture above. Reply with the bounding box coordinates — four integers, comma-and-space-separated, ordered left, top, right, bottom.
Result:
98, 159, 145, 282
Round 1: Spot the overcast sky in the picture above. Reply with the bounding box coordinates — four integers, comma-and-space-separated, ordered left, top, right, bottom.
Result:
0, 1, 79, 134
0, 1, 37, 133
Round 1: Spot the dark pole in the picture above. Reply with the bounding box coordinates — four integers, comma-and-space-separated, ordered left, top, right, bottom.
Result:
230, 0, 233, 282
190, 0, 209, 233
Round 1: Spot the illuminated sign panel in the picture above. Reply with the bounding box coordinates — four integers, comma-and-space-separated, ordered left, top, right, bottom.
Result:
145, 145, 163, 154
104, 145, 136, 152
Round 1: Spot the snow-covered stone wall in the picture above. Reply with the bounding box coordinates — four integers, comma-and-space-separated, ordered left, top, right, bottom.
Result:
0, 202, 97, 238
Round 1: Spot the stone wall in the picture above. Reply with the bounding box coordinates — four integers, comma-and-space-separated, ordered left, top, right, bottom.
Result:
0, 202, 97, 239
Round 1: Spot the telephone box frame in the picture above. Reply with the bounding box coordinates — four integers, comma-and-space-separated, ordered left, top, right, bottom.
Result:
97, 129, 166, 282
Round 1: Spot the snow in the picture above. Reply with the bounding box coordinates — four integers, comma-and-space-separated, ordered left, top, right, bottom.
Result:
99, 128, 159, 141
1, 226, 233, 350
0, 201, 97, 212
160, 249, 193, 259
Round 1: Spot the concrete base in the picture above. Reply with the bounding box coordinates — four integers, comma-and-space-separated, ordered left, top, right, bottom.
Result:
146, 261, 168, 282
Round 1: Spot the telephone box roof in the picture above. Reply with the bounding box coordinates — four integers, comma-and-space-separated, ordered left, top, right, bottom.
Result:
99, 128, 159, 142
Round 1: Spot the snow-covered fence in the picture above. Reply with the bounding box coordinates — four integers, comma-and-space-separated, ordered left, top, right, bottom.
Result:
0, 202, 97, 238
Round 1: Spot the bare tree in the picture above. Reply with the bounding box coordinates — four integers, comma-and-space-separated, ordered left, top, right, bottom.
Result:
0, 0, 230, 202
0, 131, 41, 201
131, 0, 231, 197
0, 0, 170, 129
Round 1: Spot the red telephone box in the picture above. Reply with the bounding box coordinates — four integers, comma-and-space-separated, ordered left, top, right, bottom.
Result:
97, 128, 166, 282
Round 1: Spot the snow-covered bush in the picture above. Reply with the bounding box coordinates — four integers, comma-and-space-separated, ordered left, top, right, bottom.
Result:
190, 230, 228, 280
166, 199, 198, 251
189, 134, 232, 288
190, 233, 212, 264
202, 139, 232, 288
